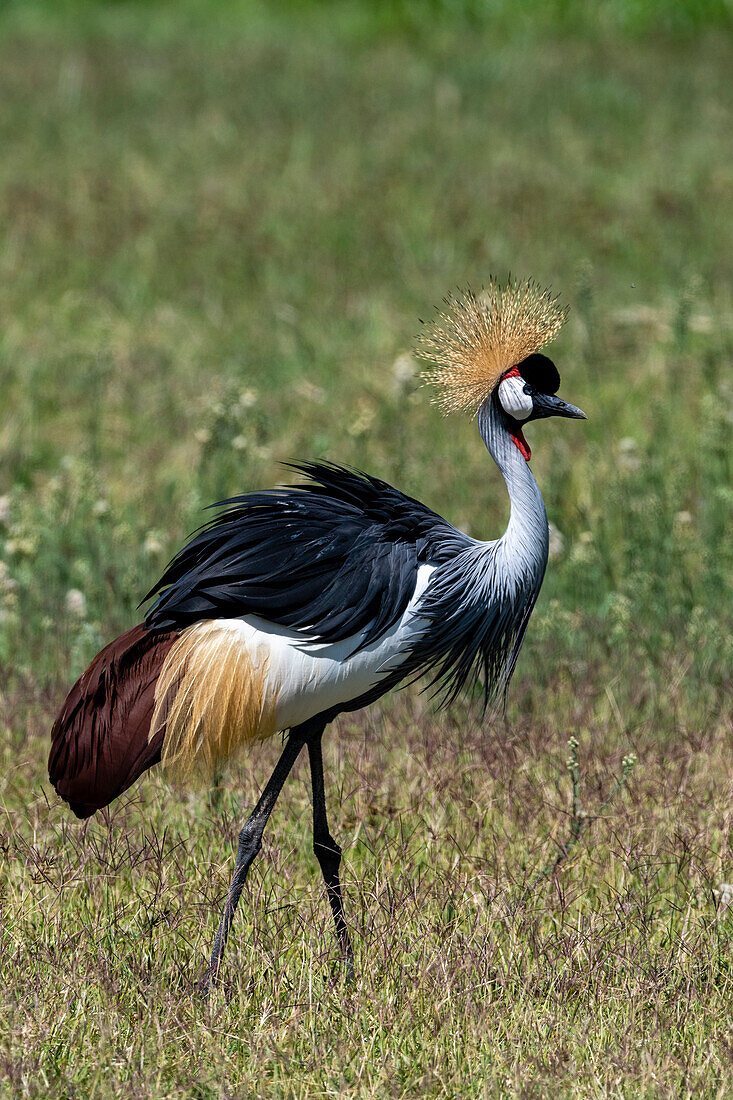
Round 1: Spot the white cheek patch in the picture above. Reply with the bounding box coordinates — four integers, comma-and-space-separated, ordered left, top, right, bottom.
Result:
498, 376, 533, 421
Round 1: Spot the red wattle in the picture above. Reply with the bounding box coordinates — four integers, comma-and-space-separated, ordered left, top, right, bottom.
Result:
511, 430, 531, 461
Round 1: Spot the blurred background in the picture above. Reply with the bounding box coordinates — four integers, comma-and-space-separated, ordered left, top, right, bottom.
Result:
0, 2, 732, 1093
0, 0, 730, 701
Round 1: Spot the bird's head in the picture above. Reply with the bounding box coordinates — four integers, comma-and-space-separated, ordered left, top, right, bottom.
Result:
417, 278, 586, 461
495, 353, 586, 461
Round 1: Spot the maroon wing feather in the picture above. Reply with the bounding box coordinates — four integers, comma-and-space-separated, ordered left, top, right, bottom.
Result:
48, 624, 178, 819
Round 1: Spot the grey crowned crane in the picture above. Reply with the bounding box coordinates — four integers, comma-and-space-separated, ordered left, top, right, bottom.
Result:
49, 279, 586, 992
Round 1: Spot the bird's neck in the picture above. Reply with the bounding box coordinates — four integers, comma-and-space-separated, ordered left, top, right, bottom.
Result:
477, 397, 549, 574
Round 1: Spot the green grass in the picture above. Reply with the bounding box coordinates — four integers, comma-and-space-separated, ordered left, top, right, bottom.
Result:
1, 3, 732, 1096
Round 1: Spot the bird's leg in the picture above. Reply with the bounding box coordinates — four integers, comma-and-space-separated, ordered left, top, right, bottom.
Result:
307, 730, 355, 982
199, 730, 306, 997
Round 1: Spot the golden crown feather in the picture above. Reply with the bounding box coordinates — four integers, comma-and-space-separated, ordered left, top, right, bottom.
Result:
417, 277, 568, 414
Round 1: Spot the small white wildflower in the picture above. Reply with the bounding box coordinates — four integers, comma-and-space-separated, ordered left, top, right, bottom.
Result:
238, 389, 257, 408
4, 537, 36, 558
231, 434, 248, 451
93, 499, 110, 517
0, 496, 11, 524
618, 437, 641, 472
143, 533, 163, 556
548, 522, 565, 561
65, 589, 87, 619
392, 352, 415, 394
674, 510, 693, 527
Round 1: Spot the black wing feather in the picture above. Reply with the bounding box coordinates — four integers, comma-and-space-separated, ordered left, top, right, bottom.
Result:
143, 463, 469, 647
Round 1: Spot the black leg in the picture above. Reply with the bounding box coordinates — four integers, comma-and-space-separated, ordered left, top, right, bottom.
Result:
200, 731, 306, 996
307, 732, 355, 981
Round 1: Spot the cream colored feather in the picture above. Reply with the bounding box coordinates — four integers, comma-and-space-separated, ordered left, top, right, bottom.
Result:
151, 620, 277, 782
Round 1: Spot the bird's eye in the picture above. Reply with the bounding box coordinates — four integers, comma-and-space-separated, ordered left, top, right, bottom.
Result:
498, 376, 533, 421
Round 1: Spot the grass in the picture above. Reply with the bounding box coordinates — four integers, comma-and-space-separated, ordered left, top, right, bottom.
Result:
0, 2, 732, 1096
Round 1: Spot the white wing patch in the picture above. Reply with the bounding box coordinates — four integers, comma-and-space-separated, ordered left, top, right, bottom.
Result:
237, 562, 435, 731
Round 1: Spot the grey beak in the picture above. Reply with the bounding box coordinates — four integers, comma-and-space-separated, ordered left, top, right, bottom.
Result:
531, 393, 588, 420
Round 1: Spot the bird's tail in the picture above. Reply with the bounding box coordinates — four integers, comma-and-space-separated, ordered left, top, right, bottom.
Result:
48, 624, 178, 819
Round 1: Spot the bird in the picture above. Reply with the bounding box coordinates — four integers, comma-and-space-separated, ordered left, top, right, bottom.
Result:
48, 277, 586, 993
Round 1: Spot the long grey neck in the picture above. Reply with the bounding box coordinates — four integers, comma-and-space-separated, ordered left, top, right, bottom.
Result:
477, 396, 549, 584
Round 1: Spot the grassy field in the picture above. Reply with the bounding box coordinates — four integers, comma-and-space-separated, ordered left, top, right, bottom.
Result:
1, 2, 732, 1096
